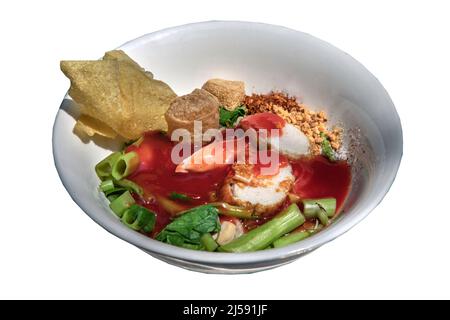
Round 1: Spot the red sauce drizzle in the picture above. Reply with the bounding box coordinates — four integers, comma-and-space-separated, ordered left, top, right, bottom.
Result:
126, 132, 230, 235
126, 132, 351, 237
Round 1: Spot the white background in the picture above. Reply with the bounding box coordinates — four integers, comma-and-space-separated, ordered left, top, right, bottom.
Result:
1, 0, 449, 299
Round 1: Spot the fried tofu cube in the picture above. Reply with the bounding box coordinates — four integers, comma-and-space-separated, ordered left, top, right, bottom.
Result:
202, 79, 245, 111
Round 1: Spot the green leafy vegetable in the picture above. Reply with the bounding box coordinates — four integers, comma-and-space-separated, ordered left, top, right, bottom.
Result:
156, 205, 221, 250
169, 192, 192, 202
320, 132, 335, 161
219, 105, 247, 128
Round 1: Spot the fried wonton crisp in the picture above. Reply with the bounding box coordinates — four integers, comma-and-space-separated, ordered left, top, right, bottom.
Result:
60, 50, 176, 140
103, 50, 153, 78
74, 114, 117, 139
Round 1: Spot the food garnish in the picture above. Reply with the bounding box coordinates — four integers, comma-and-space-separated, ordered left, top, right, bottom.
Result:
109, 191, 136, 217
114, 179, 144, 196
169, 192, 192, 202
111, 151, 140, 181
320, 132, 336, 161
121, 204, 156, 234
95, 152, 122, 180
219, 105, 247, 128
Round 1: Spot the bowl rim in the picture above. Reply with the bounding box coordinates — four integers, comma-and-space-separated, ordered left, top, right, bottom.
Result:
53, 20, 403, 265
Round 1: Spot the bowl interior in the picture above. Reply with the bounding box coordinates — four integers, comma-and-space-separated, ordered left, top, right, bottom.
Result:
53, 21, 402, 266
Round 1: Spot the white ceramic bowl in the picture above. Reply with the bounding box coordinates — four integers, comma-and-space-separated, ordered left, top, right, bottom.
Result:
53, 21, 402, 273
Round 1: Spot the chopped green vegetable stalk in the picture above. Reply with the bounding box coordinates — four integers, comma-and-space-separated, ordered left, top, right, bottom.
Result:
156, 205, 221, 250
272, 230, 311, 248
318, 198, 337, 217
107, 194, 120, 202
316, 210, 329, 225
104, 187, 127, 196
98, 179, 136, 198
169, 192, 192, 202
219, 204, 305, 253
115, 179, 143, 196
320, 132, 335, 161
219, 105, 247, 128
112, 151, 140, 180
109, 191, 135, 218
121, 204, 156, 233
100, 179, 115, 193
201, 233, 219, 252
303, 198, 337, 222
210, 202, 255, 219
95, 152, 121, 180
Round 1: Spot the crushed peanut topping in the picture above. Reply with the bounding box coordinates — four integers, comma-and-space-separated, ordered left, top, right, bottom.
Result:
244, 92, 342, 155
